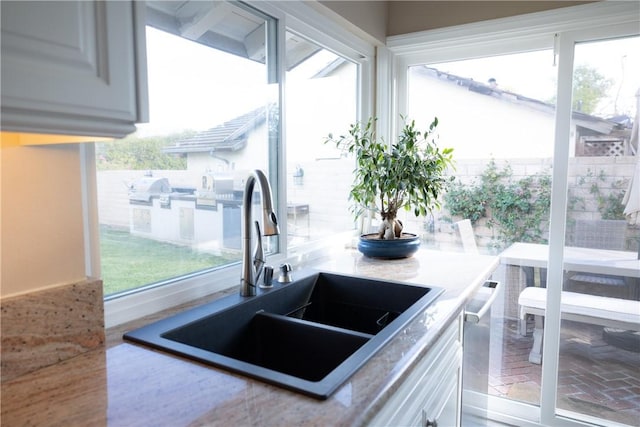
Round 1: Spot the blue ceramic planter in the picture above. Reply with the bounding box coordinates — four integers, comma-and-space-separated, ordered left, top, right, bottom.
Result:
357, 233, 421, 259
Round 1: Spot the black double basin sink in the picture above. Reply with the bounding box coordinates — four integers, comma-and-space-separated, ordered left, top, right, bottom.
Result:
124, 270, 443, 399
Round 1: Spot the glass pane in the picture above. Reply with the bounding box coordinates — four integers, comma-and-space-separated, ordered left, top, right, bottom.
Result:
407, 50, 557, 418
97, 2, 279, 296
558, 36, 640, 425
285, 32, 358, 246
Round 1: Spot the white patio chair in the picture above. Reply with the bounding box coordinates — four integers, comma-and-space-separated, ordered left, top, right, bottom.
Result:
455, 219, 478, 254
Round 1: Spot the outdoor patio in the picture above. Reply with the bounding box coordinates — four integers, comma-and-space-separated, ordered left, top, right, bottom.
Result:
488, 318, 640, 426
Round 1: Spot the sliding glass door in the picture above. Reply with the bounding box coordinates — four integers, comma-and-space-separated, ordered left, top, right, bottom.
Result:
393, 4, 639, 426
552, 33, 639, 427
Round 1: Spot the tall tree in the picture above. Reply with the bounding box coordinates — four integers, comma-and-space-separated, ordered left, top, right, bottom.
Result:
571, 65, 613, 114
546, 65, 613, 115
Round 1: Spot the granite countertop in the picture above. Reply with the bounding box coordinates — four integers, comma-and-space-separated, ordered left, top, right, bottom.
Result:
1, 248, 498, 427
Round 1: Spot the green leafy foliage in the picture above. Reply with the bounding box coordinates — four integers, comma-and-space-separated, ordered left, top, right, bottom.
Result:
571, 168, 627, 220
444, 160, 551, 250
547, 64, 613, 115
325, 117, 455, 222
96, 131, 193, 170
442, 185, 486, 224
571, 65, 613, 114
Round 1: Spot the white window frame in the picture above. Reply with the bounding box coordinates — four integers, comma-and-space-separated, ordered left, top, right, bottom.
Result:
543, 21, 639, 427
92, 1, 375, 328
387, 2, 639, 426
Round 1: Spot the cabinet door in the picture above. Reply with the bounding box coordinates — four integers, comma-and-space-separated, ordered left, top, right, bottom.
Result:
422, 356, 461, 427
370, 314, 463, 427
1, 0, 148, 138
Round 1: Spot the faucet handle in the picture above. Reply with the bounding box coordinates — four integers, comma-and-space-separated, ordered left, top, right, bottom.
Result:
278, 263, 293, 283
259, 265, 274, 289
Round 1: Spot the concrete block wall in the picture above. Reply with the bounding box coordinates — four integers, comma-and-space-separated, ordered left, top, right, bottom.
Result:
437, 156, 637, 252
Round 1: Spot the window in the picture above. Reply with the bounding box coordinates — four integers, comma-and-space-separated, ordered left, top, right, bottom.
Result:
96, 2, 366, 301
407, 50, 556, 251
97, 1, 278, 297
284, 32, 358, 247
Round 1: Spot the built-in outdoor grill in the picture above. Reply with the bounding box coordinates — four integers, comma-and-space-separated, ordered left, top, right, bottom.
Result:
128, 176, 171, 204
127, 172, 248, 250
196, 173, 236, 207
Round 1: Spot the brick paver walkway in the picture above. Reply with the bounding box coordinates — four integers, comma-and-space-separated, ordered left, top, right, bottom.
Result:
484, 319, 640, 426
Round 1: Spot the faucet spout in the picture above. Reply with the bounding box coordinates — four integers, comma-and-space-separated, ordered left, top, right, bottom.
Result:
241, 170, 279, 296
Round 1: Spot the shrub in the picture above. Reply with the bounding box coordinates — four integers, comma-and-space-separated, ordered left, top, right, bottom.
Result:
571, 169, 627, 220
444, 160, 551, 250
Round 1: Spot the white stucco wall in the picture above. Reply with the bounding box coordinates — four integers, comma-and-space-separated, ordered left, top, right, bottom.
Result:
408, 69, 562, 159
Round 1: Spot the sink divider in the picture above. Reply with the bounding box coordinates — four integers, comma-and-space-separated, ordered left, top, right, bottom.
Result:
285, 302, 313, 318
255, 310, 375, 341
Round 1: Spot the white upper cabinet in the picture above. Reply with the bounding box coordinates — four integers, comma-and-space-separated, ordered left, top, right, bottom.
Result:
1, 1, 148, 138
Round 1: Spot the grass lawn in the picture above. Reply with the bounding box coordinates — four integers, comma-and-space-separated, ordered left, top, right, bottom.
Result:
100, 227, 238, 295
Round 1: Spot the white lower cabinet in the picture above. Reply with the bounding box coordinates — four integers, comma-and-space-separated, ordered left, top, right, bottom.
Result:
370, 313, 463, 427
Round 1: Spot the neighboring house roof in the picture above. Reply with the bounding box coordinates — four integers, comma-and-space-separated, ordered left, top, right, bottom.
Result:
607, 114, 634, 129
164, 106, 267, 154
418, 66, 625, 136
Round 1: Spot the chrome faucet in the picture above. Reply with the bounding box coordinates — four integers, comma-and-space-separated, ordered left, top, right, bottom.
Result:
240, 169, 280, 296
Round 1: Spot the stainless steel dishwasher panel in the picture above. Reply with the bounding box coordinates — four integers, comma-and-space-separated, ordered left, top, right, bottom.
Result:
461, 280, 502, 425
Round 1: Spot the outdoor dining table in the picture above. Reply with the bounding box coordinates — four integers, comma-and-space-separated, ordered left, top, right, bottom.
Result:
500, 242, 640, 299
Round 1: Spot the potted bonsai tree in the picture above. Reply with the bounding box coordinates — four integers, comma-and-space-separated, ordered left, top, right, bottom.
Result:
326, 116, 454, 258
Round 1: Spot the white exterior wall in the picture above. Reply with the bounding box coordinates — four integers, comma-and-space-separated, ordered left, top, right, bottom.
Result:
186, 122, 270, 181
409, 71, 562, 159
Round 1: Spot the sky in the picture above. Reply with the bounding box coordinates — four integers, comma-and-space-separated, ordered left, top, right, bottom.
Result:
135, 27, 270, 137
